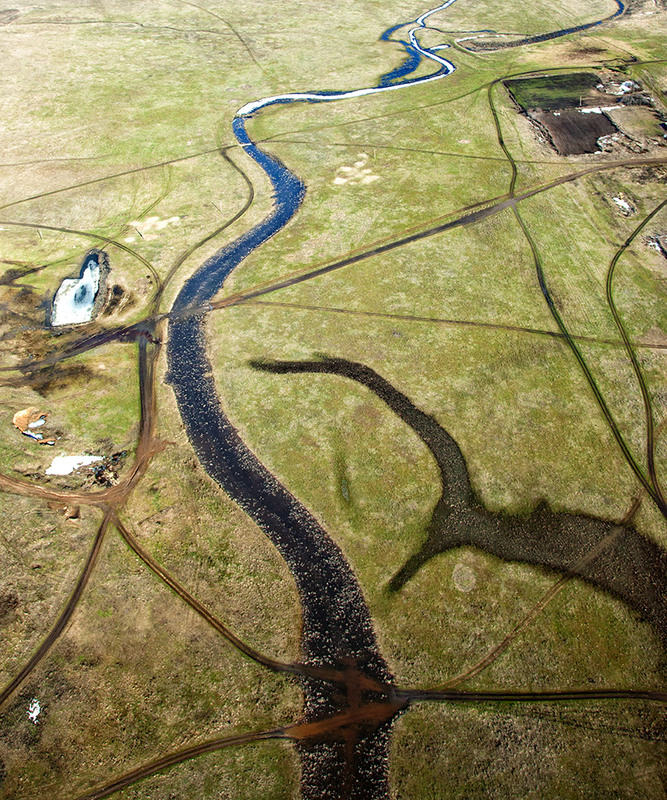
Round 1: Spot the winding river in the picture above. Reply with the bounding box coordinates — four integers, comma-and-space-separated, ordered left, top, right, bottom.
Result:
165, 1, 630, 796
167, 4, 462, 796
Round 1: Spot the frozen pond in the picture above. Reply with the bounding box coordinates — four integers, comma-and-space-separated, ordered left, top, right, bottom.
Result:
51, 252, 102, 326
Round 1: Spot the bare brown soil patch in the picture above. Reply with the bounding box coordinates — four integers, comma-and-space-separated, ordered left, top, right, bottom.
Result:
533, 109, 617, 155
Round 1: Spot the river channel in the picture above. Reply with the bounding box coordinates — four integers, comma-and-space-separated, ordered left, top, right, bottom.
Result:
167, 4, 462, 795
165, 2, 630, 796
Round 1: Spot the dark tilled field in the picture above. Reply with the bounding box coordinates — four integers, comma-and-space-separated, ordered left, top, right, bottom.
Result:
533, 109, 617, 154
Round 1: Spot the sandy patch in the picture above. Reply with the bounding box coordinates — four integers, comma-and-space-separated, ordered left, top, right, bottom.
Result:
333, 153, 380, 186
125, 215, 180, 242
452, 563, 477, 593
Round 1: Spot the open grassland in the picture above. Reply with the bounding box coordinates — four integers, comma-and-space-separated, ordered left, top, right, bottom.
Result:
0, 0, 666, 797
208, 302, 665, 686
0, 497, 101, 686
0, 528, 300, 800
123, 374, 304, 666
0, 341, 140, 497
430, 0, 621, 36
390, 702, 667, 799
0, 342, 139, 472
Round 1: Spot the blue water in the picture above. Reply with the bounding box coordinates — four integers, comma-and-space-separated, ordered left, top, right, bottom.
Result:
377, 3, 458, 86
378, 43, 423, 86
171, 3, 459, 315
168, 2, 460, 676
173, 118, 304, 311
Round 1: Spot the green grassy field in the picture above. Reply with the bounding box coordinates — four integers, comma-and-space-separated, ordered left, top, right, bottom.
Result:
0, 0, 666, 798
504, 73, 602, 110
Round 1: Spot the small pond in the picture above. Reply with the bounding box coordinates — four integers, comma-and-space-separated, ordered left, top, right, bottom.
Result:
51, 251, 106, 326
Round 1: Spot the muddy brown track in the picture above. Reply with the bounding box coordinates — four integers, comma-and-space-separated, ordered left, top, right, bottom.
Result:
113, 510, 393, 691
73, 695, 406, 800
0, 324, 388, 713
0, 510, 113, 709
112, 511, 298, 676
72, 728, 288, 800
0, 341, 163, 509
72, 682, 666, 800
2, 52, 666, 794
0, 327, 166, 710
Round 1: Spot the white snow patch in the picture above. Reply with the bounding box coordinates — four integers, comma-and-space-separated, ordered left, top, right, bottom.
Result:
27, 699, 41, 723
578, 106, 618, 114
619, 80, 639, 94
613, 196, 632, 212
51, 258, 100, 326
46, 454, 103, 476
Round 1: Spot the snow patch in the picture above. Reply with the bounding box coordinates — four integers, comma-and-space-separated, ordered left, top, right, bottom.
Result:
613, 196, 633, 213
51, 256, 100, 326
27, 699, 41, 723
46, 454, 103, 476
578, 106, 618, 114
